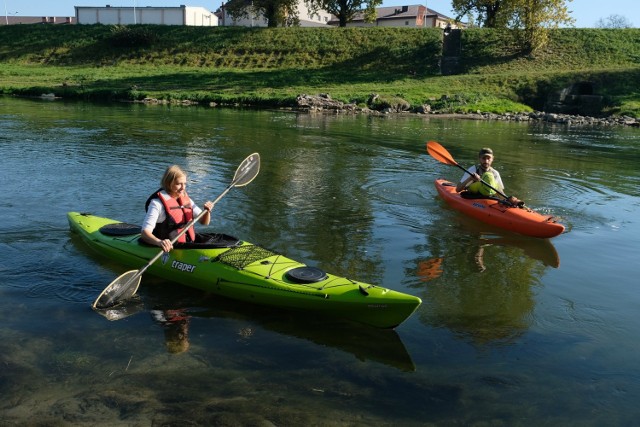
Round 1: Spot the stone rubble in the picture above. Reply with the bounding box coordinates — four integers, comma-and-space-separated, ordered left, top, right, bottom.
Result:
294, 94, 639, 127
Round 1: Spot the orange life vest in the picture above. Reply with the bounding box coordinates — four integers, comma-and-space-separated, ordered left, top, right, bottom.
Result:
147, 190, 196, 243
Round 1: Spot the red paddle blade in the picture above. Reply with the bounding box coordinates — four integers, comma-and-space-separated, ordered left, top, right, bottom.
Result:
426, 140, 459, 167
417, 257, 444, 282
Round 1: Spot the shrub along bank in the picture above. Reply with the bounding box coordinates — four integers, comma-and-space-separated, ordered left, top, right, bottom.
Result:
0, 25, 638, 118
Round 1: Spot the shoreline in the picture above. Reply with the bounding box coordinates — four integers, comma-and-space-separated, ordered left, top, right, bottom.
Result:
14, 92, 640, 128
291, 93, 640, 127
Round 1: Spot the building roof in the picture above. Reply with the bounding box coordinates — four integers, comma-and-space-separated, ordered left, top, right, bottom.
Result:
377, 5, 425, 20
346, 5, 454, 23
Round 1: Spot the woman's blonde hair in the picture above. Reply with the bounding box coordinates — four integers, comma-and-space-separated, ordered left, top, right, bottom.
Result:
161, 165, 187, 191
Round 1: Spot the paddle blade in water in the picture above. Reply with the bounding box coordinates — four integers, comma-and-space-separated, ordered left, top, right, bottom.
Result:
232, 153, 260, 187
93, 270, 141, 309
426, 141, 459, 166
94, 295, 144, 321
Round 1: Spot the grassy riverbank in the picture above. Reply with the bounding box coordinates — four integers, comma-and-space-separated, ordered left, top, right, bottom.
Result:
1, 25, 639, 117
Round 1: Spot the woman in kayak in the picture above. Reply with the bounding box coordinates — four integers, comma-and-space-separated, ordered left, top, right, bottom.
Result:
141, 165, 214, 252
456, 147, 522, 205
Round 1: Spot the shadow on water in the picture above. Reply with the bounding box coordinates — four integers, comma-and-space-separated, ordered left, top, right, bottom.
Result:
438, 210, 561, 268
99, 280, 417, 372
408, 196, 561, 347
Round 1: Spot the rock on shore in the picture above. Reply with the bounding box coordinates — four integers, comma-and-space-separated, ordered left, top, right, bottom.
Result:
294, 94, 639, 127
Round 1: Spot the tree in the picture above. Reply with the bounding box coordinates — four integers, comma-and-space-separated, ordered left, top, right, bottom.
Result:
451, 0, 515, 28
452, 0, 574, 52
224, 0, 300, 27
596, 14, 633, 29
511, 0, 574, 53
307, 0, 382, 27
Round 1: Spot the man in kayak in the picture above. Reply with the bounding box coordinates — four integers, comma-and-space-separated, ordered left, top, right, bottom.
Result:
455, 147, 523, 206
142, 165, 214, 252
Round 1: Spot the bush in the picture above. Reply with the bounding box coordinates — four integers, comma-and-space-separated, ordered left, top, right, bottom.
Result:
368, 94, 411, 112
108, 25, 159, 48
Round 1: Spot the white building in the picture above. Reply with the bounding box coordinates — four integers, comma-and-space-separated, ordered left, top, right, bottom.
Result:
75, 5, 218, 26
219, 0, 332, 27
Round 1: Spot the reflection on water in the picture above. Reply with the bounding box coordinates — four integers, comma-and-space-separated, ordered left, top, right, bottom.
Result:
2, 97, 640, 425
105, 282, 417, 371
412, 201, 561, 346
151, 308, 192, 354
436, 209, 561, 268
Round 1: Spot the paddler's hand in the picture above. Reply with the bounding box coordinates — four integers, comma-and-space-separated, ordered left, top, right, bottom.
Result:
159, 239, 173, 252
198, 201, 215, 226
508, 196, 525, 207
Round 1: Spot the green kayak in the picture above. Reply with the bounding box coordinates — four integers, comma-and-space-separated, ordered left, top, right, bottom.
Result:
68, 212, 421, 329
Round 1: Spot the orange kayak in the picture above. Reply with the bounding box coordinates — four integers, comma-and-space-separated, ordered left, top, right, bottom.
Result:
434, 179, 565, 238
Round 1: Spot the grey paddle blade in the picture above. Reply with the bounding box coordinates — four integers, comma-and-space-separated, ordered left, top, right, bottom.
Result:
93, 270, 141, 309
94, 295, 144, 321
232, 153, 260, 187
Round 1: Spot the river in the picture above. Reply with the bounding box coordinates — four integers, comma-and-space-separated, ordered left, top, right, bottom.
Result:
1, 96, 639, 425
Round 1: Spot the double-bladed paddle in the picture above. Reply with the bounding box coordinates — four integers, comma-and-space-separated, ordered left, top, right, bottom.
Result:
426, 140, 521, 206
93, 153, 261, 310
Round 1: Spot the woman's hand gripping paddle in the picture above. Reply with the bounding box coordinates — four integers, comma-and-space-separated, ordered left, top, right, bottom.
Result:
426, 141, 522, 206
92, 153, 261, 311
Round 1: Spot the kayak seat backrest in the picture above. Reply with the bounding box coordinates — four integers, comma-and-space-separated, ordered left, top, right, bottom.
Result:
137, 233, 243, 249
179, 233, 243, 249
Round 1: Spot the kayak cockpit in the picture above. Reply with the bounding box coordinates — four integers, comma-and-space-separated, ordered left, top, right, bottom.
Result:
98, 222, 243, 249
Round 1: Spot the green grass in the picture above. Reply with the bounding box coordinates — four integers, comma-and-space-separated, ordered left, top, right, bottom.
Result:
1, 25, 639, 117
